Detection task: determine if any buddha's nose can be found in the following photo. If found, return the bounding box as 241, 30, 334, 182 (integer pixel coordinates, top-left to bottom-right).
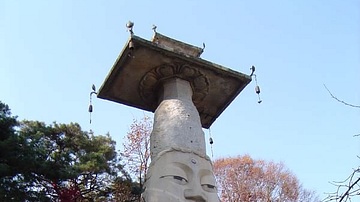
184, 188, 207, 202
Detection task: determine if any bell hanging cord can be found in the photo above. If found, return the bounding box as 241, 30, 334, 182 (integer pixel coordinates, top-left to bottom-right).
89, 97, 93, 124
89, 84, 97, 124
254, 74, 262, 103
208, 128, 214, 159
250, 66, 262, 104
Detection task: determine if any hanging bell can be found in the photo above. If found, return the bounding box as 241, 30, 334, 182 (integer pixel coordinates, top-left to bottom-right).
88, 104, 93, 113
209, 137, 214, 145
255, 85, 261, 94
129, 40, 134, 50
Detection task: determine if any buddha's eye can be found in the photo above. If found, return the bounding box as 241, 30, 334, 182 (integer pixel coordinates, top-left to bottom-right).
201, 184, 217, 193
161, 175, 188, 185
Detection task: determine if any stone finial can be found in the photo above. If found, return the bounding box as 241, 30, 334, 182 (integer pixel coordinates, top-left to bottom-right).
126, 21, 134, 35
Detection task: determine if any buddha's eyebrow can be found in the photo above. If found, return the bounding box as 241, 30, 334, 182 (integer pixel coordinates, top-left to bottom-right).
199, 170, 216, 181
199, 168, 214, 176
171, 162, 193, 176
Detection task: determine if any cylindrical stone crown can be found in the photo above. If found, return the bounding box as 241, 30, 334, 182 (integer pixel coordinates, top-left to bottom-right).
150, 78, 206, 159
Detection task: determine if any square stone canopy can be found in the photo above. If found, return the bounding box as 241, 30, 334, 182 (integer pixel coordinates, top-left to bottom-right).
98, 33, 251, 128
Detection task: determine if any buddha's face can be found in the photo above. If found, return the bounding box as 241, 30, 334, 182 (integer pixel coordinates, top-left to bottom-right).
143, 151, 219, 202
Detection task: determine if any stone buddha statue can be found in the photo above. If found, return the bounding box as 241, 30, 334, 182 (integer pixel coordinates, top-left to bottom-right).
142, 78, 220, 202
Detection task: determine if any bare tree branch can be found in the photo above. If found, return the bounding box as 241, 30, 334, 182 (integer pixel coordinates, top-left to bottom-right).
323, 168, 360, 202
322, 85, 359, 201
339, 177, 360, 202
323, 84, 360, 108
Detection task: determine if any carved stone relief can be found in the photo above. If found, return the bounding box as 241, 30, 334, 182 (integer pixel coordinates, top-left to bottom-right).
139, 63, 209, 108
143, 149, 220, 202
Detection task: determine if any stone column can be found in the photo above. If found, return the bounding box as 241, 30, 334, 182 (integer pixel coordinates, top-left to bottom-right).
150, 78, 206, 159
143, 78, 219, 202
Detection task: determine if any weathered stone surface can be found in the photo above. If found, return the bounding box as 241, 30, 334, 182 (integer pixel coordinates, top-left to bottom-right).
97, 34, 251, 128
98, 32, 250, 202
150, 78, 205, 159
151, 33, 203, 57
143, 149, 220, 202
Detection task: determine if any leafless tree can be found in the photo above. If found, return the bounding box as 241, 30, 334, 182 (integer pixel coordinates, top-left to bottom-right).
323, 167, 360, 202
324, 84, 360, 108
322, 84, 359, 202
214, 155, 319, 202
121, 116, 152, 199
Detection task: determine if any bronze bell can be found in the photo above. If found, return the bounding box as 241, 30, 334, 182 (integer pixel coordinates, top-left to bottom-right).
255, 85, 260, 94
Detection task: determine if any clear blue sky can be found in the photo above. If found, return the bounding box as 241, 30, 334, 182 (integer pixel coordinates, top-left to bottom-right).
1, 1, 359, 199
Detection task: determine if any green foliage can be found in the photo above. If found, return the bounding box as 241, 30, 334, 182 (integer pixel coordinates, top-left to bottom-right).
0, 101, 19, 177
0, 101, 135, 201
0, 101, 42, 201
